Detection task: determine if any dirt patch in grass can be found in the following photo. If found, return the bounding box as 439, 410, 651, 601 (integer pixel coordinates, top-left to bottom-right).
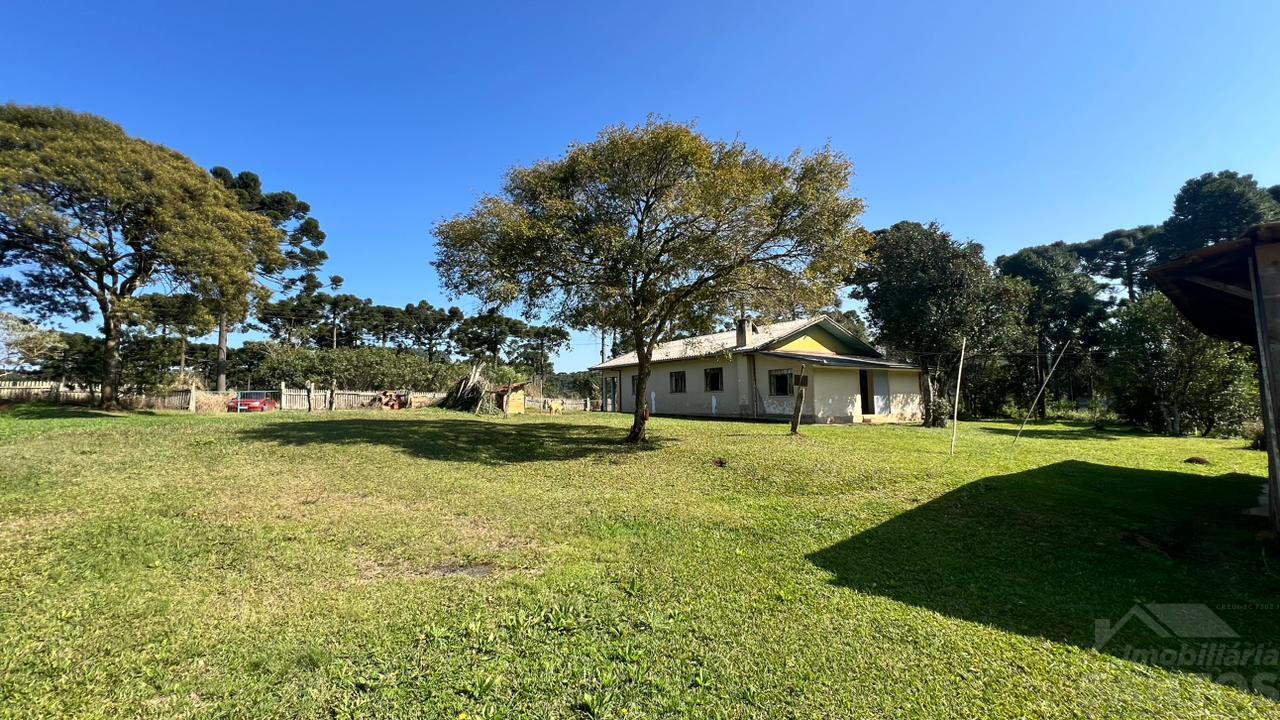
357, 558, 496, 582
0, 512, 79, 545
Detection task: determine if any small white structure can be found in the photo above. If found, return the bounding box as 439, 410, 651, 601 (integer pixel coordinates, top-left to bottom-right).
591, 315, 922, 424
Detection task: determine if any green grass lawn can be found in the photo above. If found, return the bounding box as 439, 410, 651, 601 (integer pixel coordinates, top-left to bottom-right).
2, 405, 1279, 718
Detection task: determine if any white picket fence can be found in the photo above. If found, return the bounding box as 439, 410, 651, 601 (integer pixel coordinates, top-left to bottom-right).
277, 387, 448, 412
0, 381, 193, 410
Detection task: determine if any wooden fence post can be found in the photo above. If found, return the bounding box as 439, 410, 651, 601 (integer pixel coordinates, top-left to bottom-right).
789, 364, 807, 435
188, 385, 197, 413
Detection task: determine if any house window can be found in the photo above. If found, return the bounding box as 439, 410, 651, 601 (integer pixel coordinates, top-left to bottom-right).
768, 369, 793, 396
704, 367, 724, 392
670, 370, 686, 393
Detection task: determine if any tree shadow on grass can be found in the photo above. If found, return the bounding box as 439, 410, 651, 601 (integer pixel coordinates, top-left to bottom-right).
978, 420, 1143, 441
0, 403, 125, 420
240, 415, 661, 465
809, 460, 1280, 696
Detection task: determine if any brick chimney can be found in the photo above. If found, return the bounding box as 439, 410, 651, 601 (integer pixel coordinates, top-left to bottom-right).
735, 318, 754, 347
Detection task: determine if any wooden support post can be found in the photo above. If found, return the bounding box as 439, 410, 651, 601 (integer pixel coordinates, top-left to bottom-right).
790, 364, 807, 435
188, 384, 197, 413
951, 337, 966, 455
1014, 339, 1071, 444
1249, 247, 1280, 532
280, 382, 287, 411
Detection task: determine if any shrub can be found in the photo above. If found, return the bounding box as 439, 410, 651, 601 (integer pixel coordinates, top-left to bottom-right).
1246, 420, 1267, 450
255, 346, 468, 392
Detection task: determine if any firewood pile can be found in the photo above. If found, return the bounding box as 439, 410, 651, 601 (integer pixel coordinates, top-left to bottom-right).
439, 364, 497, 413
370, 390, 409, 410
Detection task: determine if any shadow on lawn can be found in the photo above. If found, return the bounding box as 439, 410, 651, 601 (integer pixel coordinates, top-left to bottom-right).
977, 420, 1142, 441
240, 416, 659, 465
0, 403, 124, 420
809, 460, 1280, 695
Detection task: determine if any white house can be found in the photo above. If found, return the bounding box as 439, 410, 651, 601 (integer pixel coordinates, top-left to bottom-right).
590, 315, 923, 424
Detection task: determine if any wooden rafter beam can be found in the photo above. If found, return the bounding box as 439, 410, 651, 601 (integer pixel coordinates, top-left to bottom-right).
1185, 275, 1253, 300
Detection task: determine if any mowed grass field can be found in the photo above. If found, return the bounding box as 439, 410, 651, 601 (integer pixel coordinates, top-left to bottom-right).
2, 405, 1279, 719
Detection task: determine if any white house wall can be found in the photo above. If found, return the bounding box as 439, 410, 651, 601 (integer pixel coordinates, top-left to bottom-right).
887, 370, 924, 422
602, 355, 921, 424
615, 357, 738, 418
751, 354, 814, 418
812, 367, 861, 423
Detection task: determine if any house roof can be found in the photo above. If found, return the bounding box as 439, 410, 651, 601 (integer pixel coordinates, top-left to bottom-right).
589, 315, 884, 370
759, 350, 918, 370
1147, 222, 1280, 347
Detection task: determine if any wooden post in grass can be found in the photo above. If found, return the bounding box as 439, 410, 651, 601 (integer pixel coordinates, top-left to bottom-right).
790, 364, 807, 435
950, 337, 966, 455
1014, 339, 1071, 443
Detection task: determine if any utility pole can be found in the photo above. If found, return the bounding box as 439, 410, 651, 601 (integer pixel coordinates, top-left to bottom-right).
1015, 340, 1072, 443
950, 337, 966, 455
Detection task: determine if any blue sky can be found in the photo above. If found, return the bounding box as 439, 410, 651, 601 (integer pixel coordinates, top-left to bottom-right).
4, 1, 1278, 371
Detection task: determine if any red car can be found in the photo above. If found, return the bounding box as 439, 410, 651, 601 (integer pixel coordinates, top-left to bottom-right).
226, 391, 279, 413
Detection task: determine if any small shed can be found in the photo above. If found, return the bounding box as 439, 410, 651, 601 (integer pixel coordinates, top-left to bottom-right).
1148, 222, 1280, 531
492, 381, 530, 416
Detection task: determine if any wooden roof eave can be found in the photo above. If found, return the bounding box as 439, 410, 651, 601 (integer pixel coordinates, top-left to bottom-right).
1146, 224, 1280, 346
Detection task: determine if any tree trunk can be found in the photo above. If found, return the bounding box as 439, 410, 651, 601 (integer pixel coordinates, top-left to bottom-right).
626, 355, 651, 443
919, 358, 946, 428
99, 311, 121, 409
217, 313, 228, 392
919, 362, 933, 426
179, 336, 188, 375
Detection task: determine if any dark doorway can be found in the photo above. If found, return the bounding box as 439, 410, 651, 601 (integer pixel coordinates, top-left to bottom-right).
858, 370, 874, 415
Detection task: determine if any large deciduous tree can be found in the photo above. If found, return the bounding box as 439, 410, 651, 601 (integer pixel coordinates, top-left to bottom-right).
0, 105, 280, 406
1104, 294, 1257, 436
849, 221, 1029, 427
0, 311, 65, 376
434, 120, 866, 442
